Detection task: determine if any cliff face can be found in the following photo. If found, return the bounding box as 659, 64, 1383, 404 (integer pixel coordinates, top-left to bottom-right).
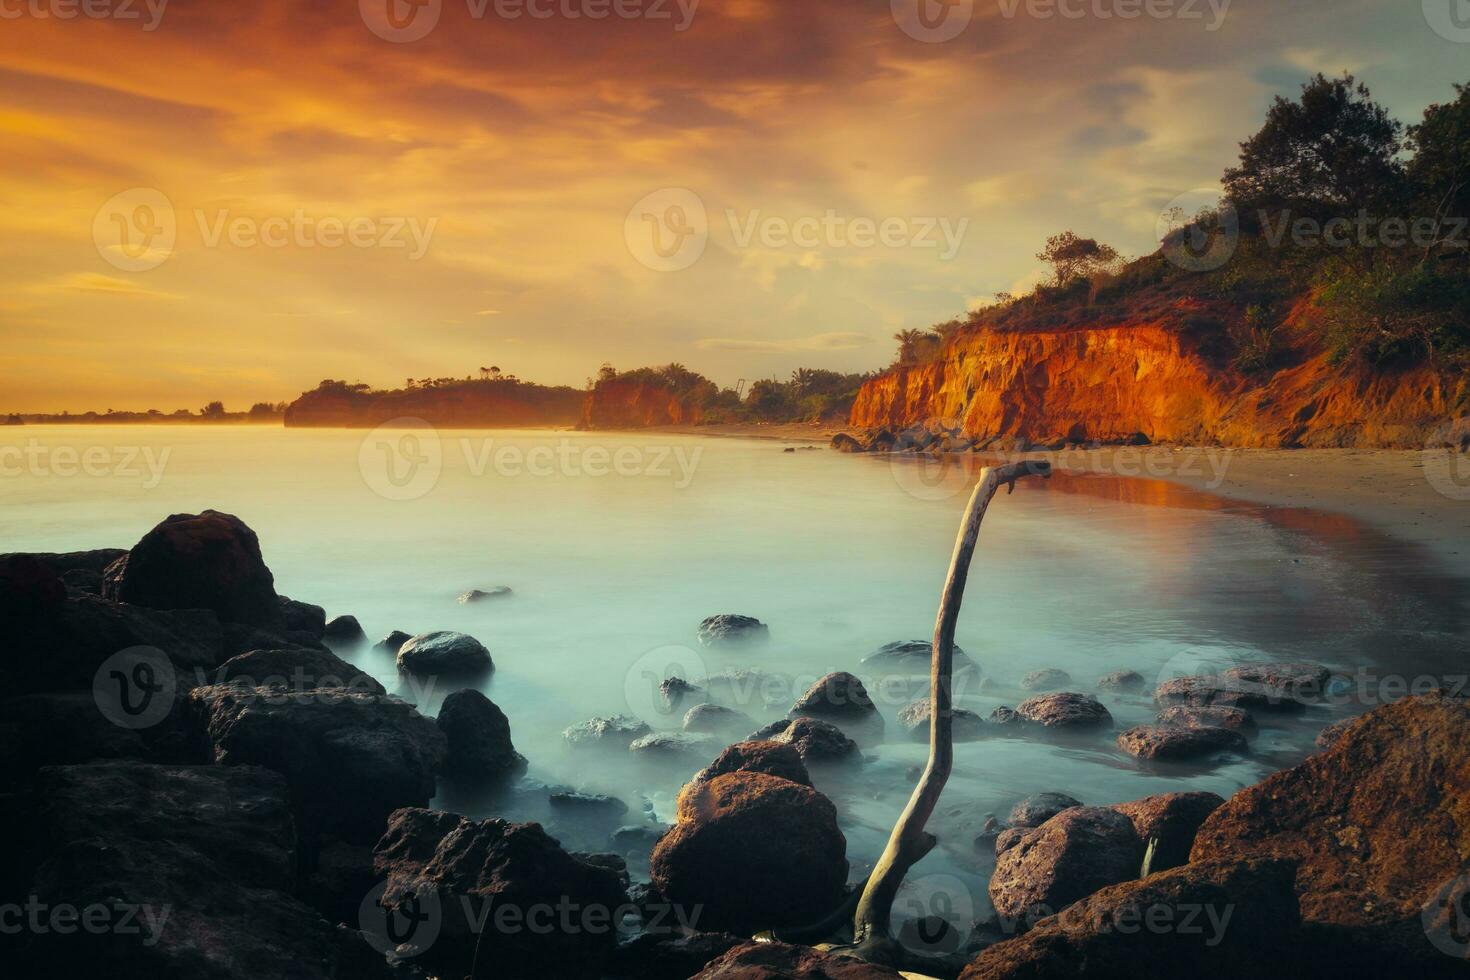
850, 303, 1464, 448
581, 378, 704, 429
284, 381, 582, 428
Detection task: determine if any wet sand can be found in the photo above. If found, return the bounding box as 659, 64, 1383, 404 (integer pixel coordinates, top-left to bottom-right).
645, 423, 1470, 578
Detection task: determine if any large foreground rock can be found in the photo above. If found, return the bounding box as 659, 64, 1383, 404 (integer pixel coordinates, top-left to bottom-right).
692, 941, 904, 978
211, 646, 385, 694
188, 684, 446, 843
989, 806, 1144, 924
18, 762, 382, 979
103, 510, 279, 625
651, 772, 848, 934
1190, 690, 1470, 972
373, 807, 627, 978
962, 859, 1300, 980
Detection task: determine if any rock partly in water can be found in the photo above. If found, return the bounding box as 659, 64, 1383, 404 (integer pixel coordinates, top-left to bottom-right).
788, 671, 884, 742
750, 717, 861, 765
1154, 675, 1304, 713
102, 510, 280, 625
188, 684, 446, 844
436, 688, 527, 782
1189, 690, 1470, 972
652, 772, 848, 934
373, 806, 628, 979
321, 614, 366, 645
212, 646, 385, 694
550, 790, 630, 819
629, 731, 716, 757
659, 675, 702, 713
830, 433, 867, 453
459, 586, 512, 603
897, 698, 987, 741
1016, 692, 1113, 731
1116, 724, 1249, 762
1095, 669, 1145, 692
395, 630, 493, 676
682, 702, 755, 736
374, 629, 412, 654
1020, 668, 1072, 692
961, 858, 1300, 979
704, 668, 787, 712
277, 595, 327, 637
1220, 661, 1331, 702
691, 941, 904, 978
696, 614, 769, 648
988, 706, 1027, 730
989, 806, 1145, 924
1009, 792, 1082, 829
691, 739, 811, 788
861, 639, 980, 674
1155, 703, 1258, 737
564, 715, 653, 749
1110, 791, 1224, 873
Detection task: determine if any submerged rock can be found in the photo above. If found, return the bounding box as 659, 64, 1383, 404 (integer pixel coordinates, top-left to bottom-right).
1116, 724, 1249, 762
103, 510, 279, 625
1020, 668, 1072, 691
564, 715, 653, 749
1009, 792, 1082, 829
396, 630, 493, 676
989, 806, 1144, 924
550, 790, 629, 818
696, 614, 769, 647
652, 772, 848, 934
1220, 661, 1331, 702
897, 698, 987, 741
187, 684, 446, 844
437, 689, 527, 781
861, 639, 979, 673
750, 717, 861, 765
459, 586, 512, 603
659, 675, 702, 713
681, 702, 754, 736
1154, 675, 1304, 713
1094, 669, 1145, 692
629, 731, 716, 757
1155, 703, 1258, 737
1016, 692, 1113, 731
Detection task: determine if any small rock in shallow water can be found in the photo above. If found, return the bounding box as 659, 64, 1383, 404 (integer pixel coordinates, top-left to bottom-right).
1021, 668, 1073, 691
681, 702, 754, 736
1095, 669, 1145, 692
1010, 792, 1083, 829
458, 586, 512, 604
550, 790, 628, 818
1157, 703, 1258, 737
563, 715, 652, 749
788, 671, 884, 742
395, 630, 492, 676
629, 731, 715, 757
750, 717, 860, 765
1016, 692, 1113, 730
1117, 724, 1248, 762
696, 613, 769, 647
321, 614, 365, 645
897, 698, 987, 741
659, 675, 702, 713
374, 629, 411, 654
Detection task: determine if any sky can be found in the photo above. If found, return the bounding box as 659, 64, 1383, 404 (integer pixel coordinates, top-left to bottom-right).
2, 0, 1467, 412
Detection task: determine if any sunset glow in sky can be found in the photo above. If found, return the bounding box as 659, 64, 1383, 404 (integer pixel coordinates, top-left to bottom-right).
3, 0, 1467, 411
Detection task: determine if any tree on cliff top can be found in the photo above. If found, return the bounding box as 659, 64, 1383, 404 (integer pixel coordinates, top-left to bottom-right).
1036, 232, 1119, 286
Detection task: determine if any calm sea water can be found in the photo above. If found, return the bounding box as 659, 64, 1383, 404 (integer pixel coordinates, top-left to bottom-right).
5, 424, 1466, 929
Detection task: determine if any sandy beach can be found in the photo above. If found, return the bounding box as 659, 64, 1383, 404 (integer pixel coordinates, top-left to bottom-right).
643, 422, 1470, 578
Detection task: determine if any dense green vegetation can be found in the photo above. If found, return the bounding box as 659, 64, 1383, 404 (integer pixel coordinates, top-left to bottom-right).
893, 75, 1470, 374
590, 363, 873, 423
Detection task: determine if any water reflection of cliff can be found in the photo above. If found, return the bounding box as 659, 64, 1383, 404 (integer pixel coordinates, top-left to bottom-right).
887, 452, 1469, 676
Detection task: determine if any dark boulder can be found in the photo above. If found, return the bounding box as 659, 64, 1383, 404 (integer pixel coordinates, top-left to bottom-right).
830, 433, 867, 453
606, 931, 746, 980
374, 630, 412, 654
1016, 693, 1113, 731
1110, 791, 1224, 872
551, 791, 629, 818
396, 630, 492, 676
1009, 792, 1082, 829
1190, 690, 1470, 973
750, 717, 860, 765
437, 689, 527, 782
212, 646, 385, 694
102, 510, 279, 625
651, 772, 848, 934
373, 807, 628, 979
0, 553, 67, 617
989, 806, 1144, 924
322, 614, 366, 645
277, 596, 327, 637
188, 684, 446, 844
1117, 724, 1249, 762
861, 639, 979, 674
696, 614, 769, 648
961, 859, 1299, 979
692, 740, 811, 788
0, 690, 194, 787
788, 671, 884, 741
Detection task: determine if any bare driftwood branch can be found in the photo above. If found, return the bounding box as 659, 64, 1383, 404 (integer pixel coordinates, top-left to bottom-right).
843, 459, 1051, 964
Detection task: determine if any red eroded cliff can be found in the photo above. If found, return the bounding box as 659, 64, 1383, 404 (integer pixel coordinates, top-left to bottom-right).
850, 301, 1466, 448
581, 377, 706, 428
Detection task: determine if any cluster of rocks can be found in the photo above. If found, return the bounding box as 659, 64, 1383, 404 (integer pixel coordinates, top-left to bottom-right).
830, 420, 1152, 456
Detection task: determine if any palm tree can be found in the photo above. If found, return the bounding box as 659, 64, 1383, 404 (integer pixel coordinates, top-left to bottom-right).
478, 366, 490, 380
893, 329, 928, 364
